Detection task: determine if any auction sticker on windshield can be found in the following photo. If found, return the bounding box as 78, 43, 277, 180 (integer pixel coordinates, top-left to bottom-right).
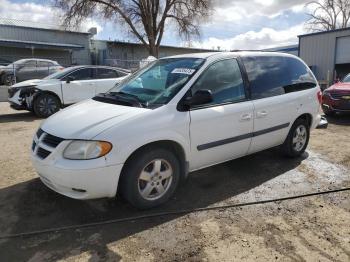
171, 68, 196, 75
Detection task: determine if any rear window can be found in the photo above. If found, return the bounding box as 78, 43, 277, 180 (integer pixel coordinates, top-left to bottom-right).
96, 68, 119, 79
242, 56, 317, 99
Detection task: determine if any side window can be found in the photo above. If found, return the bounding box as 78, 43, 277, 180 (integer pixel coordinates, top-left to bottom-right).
242, 56, 317, 99
284, 57, 317, 92
37, 61, 49, 67
66, 68, 93, 81
96, 68, 119, 79
22, 60, 37, 69
191, 59, 246, 106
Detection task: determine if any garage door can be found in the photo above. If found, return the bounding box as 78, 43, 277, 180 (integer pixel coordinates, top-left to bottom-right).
336, 36, 350, 64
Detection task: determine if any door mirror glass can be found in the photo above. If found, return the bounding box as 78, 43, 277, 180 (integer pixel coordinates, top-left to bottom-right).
183, 89, 213, 108
66, 76, 75, 83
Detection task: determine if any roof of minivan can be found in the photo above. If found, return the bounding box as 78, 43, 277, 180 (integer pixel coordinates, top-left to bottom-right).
164, 51, 296, 59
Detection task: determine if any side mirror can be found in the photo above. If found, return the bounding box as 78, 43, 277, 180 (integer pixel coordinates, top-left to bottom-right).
66, 76, 75, 83
179, 89, 213, 111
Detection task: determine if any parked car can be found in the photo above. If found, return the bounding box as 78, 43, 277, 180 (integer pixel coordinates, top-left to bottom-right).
31, 52, 326, 209
322, 74, 350, 116
8, 65, 130, 117
0, 58, 64, 86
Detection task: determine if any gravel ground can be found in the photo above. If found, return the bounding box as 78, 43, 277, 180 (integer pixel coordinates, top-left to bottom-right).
0, 103, 349, 261
0, 86, 8, 102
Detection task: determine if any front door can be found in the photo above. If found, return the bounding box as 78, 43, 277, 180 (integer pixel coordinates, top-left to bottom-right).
61, 68, 96, 105
188, 58, 254, 170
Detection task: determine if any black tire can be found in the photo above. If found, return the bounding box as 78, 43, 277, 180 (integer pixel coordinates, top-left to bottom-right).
119, 147, 181, 209
33, 93, 61, 118
281, 118, 310, 158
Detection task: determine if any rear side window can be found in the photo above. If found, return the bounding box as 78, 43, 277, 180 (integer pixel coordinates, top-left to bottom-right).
66, 68, 93, 81
96, 68, 119, 79
242, 56, 317, 99
37, 61, 49, 67
191, 59, 246, 106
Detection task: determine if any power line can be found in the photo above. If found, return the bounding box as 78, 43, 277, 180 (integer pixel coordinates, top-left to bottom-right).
0, 187, 349, 240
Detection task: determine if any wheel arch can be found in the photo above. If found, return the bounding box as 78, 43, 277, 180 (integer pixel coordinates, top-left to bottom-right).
33, 90, 63, 108
118, 140, 188, 192
294, 113, 313, 128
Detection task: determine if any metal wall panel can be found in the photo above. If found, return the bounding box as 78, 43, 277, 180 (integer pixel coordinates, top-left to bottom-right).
299, 28, 350, 83
0, 25, 91, 65
335, 36, 350, 64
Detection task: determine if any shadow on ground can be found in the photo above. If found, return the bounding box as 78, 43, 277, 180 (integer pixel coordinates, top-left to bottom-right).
0, 111, 39, 123
325, 113, 350, 126
0, 150, 308, 261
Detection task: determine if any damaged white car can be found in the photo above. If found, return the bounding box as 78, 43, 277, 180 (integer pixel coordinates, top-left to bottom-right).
8, 65, 130, 117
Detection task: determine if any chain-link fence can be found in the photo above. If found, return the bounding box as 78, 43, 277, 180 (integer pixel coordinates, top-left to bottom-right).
103, 58, 142, 71
0, 55, 154, 86
0, 56, 73, 86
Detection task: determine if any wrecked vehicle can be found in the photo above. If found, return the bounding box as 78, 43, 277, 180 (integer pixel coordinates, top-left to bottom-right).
8, 65, 130, 117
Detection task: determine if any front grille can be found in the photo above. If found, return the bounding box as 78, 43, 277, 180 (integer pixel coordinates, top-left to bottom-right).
33, 128, 65, 160
36, 128, 44, 139
36, 147, 51, 159
330, 93, 350, 99
42, 133, 65, 148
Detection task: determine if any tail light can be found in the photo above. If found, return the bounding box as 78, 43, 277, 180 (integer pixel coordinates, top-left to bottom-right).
317, 90, 322, 105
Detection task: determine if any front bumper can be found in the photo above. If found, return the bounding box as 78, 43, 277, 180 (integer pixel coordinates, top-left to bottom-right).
322, 94, 350, 112
32, 155, 124, 200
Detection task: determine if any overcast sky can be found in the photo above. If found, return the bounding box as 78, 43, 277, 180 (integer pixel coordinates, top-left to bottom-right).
0, 0, 314, 50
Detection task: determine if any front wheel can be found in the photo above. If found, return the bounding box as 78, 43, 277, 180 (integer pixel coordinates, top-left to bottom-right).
119, 148, 181, 209
281, 118, 310, 157
33, 93, 61, 118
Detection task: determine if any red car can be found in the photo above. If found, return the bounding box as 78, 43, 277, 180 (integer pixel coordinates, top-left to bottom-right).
322, 74, 350, 116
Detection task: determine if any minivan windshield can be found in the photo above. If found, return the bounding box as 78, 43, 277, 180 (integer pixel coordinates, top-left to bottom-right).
105, 58, 205, 108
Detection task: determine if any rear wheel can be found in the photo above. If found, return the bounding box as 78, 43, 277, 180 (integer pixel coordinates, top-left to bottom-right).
33, 93, 60, 118
281, 118, 310, 157
119, 148, 180, 209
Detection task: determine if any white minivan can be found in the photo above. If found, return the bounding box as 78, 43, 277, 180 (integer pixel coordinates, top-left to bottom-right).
31, 52, 326, 209
8, 66, 130, 117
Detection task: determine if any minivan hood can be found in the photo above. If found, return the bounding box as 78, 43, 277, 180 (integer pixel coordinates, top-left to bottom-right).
11, 79, 59, 88
41, 99, 150, 140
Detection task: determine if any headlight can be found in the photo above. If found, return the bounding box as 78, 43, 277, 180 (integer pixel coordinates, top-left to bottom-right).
63, 140, 112, 160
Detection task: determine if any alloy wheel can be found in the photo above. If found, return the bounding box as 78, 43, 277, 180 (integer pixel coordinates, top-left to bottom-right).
138, 159, 173, 201
292, 125, 307, 152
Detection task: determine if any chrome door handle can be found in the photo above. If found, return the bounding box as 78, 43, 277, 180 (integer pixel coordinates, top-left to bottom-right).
240, 113, 252, 121
256, 110, 268, 118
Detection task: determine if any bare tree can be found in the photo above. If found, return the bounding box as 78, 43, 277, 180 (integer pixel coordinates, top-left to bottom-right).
55, 0, 212, 57
306, 0, 350, 32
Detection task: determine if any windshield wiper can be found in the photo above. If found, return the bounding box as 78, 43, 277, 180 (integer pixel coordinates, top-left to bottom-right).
93, 92, 145, 108
110, 91, 147, 107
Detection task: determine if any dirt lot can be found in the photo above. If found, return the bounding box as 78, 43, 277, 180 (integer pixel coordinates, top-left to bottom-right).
0, 102, 349, 261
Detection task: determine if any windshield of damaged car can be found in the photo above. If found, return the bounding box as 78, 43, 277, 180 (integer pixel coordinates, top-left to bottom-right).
107, 58, 205, 108
343, 74, 350, 83
44, 68, 75, 80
